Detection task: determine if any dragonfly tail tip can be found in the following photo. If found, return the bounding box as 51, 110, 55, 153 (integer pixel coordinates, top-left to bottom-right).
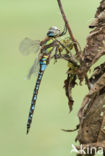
26, 128, 29, 135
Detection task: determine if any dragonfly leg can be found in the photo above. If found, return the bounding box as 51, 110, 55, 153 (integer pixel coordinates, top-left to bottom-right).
54, 47, 59, 63
53, 44, 62, 63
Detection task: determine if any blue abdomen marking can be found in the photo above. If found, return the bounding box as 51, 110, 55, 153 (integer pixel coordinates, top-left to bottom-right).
32, 106, 35, 110
41, 58, 47, 61
40, 58, 47, 71
41, 64, 47, 71
34, 95, 37, 100
38, 75, 42, 80
26, 54, 50, 134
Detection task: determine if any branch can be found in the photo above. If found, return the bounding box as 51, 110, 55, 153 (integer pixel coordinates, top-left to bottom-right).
57, 0, 80, 56
57, 0, 91, 90
84, 74, 91, 90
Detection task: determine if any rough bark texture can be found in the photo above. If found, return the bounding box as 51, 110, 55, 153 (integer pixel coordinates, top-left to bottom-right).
78, 0, 105, 82
76, 1, 105, 155
57, 0, 105, 155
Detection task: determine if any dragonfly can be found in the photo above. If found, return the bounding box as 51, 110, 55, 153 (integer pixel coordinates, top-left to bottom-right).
19, 26, 74, 134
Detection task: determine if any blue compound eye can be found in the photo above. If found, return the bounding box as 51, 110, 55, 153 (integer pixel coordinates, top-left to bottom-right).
47, 32, 55, 37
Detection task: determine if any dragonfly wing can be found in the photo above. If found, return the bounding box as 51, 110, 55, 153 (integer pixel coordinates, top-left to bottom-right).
27, 56, 40, 79
19, 37, 40, 55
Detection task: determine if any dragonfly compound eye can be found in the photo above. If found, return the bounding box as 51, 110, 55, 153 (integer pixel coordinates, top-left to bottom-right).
47, 26, 60, 37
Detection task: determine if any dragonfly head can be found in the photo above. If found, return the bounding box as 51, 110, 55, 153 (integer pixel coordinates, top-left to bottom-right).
47, 26, 60, 37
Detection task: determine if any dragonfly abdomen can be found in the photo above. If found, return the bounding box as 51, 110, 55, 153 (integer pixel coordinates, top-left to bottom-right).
27, 55, 49, 134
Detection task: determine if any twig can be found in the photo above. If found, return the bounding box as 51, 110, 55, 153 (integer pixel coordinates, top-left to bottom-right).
57, 0, 80, 56
85, 74, 91, 90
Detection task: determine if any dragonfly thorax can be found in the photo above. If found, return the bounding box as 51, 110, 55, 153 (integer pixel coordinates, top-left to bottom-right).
41, 38, 55, 54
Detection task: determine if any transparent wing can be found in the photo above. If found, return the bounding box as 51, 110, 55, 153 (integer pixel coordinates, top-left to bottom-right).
27, 56, 40, 79
19, 37, 40, 55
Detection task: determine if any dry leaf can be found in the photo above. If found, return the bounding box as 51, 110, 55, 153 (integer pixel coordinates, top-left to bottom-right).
64, 73, 77, 112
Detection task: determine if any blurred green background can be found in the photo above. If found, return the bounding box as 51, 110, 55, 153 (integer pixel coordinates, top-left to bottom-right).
0, 0, 100, 156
